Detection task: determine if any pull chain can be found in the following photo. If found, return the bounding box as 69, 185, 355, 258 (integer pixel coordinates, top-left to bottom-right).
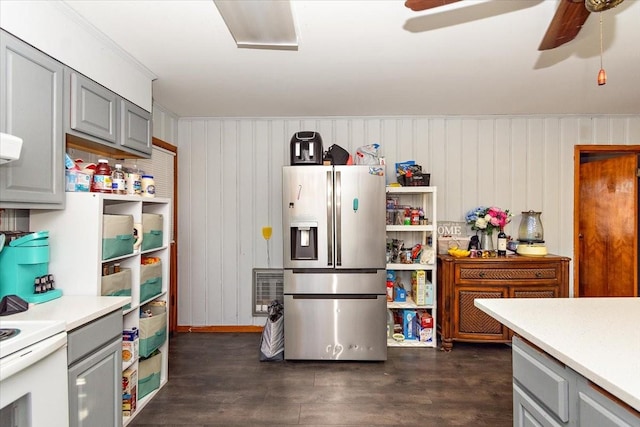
597, 14, 607, 85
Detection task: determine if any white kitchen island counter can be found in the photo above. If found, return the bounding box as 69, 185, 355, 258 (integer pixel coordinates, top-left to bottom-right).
4, 295, 130, 331
475, 297, 640, 413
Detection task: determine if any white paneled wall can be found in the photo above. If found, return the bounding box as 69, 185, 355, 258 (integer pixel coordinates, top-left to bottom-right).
177, 115, 640, 327
153, 103, 179, 144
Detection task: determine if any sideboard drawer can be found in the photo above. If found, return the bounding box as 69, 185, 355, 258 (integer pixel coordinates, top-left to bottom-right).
456, 264, 561, 285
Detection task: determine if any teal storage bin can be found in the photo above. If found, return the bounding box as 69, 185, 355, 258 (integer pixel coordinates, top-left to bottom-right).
140, 261, 162, 302
138, 351, 161, 399
139, 304, 166, 358
101, 268, 132, 309
102, 214, 134, 260
141, 213, 163, 251
0, 231, 62, 304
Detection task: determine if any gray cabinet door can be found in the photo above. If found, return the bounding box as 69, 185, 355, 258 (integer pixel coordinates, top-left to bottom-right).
120, 99, 151, 155
513, 382, 566, 427
577, 379, 640, 427
68, 338, 122, 427
0, 30, 64, 209
69, 71, 118, 144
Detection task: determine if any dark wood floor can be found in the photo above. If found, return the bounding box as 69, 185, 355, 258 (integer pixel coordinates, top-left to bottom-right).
129, 333, 513, 426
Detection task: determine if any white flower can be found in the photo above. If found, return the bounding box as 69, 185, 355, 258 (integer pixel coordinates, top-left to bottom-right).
475, 217, 488, 229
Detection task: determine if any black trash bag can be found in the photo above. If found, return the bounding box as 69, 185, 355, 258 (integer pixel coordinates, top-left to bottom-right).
259, 300, 284, 361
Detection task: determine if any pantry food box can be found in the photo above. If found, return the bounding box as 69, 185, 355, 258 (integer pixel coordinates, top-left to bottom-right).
417, 310, 434, 343
122, 328, 139, 370
403, 309, 418, 341
411, 270, 434, 306
122, 367, 137, 416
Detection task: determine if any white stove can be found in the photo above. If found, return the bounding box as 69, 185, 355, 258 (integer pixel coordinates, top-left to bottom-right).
0, 319, 66, 358
0, 318, 69, 426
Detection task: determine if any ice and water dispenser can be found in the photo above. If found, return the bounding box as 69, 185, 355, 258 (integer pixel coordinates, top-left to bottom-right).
290, 221, 318, 260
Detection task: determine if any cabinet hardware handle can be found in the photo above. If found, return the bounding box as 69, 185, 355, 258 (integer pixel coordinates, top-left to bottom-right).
479, 272, 485, 278
535, 272, 542, 278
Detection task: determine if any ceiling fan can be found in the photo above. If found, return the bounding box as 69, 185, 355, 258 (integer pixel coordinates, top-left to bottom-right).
404, 0, 625, 50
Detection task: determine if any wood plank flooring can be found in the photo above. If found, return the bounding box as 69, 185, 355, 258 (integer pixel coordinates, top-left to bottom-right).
129, 333, 513, 426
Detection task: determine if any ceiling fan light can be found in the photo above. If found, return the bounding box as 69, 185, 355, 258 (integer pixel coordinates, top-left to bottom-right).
597, 68, 607, 85
585, 0, 625, 13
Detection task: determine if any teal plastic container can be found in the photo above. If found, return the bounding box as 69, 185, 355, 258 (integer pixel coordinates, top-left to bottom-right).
0, 231, 62, 303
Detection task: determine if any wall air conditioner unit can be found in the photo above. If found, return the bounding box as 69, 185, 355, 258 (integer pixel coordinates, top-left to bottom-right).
0, 133, 23, 165
252, 268, 284, 316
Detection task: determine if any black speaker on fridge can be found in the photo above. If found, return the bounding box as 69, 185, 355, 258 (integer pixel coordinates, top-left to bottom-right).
290, 131, 323, 165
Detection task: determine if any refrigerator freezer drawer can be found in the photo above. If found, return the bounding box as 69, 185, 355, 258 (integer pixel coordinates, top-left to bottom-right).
284, 269, 386, 295
284, 294, 387, 361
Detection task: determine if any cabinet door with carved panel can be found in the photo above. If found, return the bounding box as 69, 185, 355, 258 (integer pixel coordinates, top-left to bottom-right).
454, 286, 508, 342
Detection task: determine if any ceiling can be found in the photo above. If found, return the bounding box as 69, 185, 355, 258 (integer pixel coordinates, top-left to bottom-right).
64, 0, 640, 118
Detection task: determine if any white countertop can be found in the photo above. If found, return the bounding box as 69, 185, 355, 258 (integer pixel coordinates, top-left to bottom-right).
475, 297, 640, 412
2, 295, 130, 331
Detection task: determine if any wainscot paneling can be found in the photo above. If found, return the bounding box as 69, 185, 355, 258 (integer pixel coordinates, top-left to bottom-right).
177, 115, 640, 327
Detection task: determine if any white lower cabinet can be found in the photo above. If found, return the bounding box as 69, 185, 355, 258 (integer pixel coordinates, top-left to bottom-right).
512, 336, 640, 427
30, 192, 171, 425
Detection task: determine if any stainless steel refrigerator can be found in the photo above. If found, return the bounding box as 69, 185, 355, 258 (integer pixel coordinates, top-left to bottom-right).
282, 165, 387, 361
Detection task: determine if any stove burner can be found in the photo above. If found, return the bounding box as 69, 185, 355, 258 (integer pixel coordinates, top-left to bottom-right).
0, 328, 21, 341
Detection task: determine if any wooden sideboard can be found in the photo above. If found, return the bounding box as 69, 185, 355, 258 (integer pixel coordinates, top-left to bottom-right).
437, 254, 570, 351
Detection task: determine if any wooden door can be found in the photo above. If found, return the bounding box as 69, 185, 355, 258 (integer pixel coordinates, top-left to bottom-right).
577, 153, 638, 297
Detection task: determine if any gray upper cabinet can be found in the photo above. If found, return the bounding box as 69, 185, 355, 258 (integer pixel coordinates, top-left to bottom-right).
65, 69, 151, 158
120, 99, 151, 155
0, 30, 65, 209
69, 70, 118, 144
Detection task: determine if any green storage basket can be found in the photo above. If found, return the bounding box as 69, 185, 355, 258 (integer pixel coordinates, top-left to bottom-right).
138, 370, 160, 399
102, 214, 134, 260
139, 305, 166, 358
138, 351, 161, 399
140, 261, 162, 302
101, 268, 132, 297
141, 213, 163, 251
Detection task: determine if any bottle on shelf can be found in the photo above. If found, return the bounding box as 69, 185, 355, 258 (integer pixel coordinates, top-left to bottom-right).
124, 163, 143, 195
91, 159, 112, 193
111, 164, 126, 195
497, 227, 507, 257
141, 175, 156, 198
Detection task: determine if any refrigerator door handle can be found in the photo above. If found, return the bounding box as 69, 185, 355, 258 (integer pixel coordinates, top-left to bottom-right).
291, 294, 379, 300
326, 170, 333, 266
335, 170, 342, 266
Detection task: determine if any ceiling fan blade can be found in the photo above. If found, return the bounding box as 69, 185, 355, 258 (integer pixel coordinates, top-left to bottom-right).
405, 0, 463, 12
538, 0, 591, 50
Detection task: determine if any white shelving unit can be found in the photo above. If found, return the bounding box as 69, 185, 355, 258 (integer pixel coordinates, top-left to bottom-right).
385, 186, 437, 348
30, 192, 171, 425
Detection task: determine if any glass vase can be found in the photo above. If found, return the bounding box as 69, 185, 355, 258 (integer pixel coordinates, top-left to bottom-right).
480, 231, 494, 251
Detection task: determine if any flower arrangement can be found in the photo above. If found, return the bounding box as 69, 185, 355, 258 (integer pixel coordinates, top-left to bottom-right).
465, 206, 513, 235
